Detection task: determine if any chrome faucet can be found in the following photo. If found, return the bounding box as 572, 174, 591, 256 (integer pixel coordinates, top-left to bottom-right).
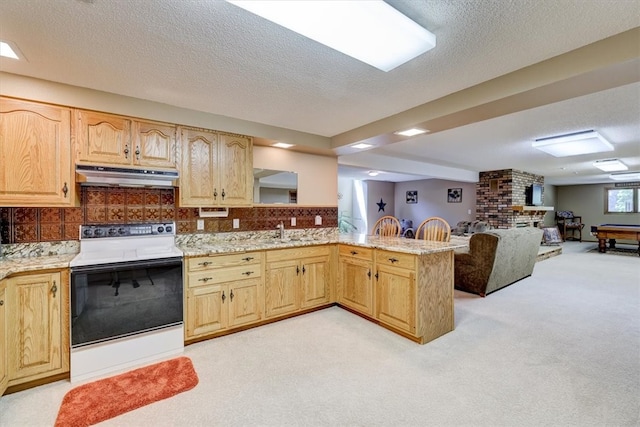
276, 221, 285, 239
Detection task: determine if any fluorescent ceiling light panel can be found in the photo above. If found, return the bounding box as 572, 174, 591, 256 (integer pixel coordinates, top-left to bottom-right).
0, 41, 20, 59
272, 142, 294, 149
593, 159, 628, 172
610, 172, 640, 181
532, 130, 613, 157
395, 128, 428, 137
226, 0, 436, 72
351, 143, 372, 149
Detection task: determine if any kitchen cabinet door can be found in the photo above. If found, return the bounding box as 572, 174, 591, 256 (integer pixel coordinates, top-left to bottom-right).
133, 119, 176, 168
300, 254, 331, 309
179, 127, 218, 207
0, 281, 7, 397
6, 271, 69, 384
76, 110, 132, 165
0, 97, 74, 206
186, 283, 228, 338
217, 133, 253, 207
228, 278, 263, 328
375, 264, 415, 334
265, 258, 300, 318
338, 245, 374, 316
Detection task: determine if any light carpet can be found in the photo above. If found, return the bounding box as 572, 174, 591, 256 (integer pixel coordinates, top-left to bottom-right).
1, 242, 638, 426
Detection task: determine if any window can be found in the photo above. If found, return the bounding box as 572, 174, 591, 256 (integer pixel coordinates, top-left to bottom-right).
605, 187, 639, 213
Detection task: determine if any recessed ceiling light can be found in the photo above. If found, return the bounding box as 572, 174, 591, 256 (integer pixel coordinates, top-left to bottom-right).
0, 41, 20, 60
593, 159, 628, 172
394, 128, 428, 137
532, 130, 613, 157
610, 172, 640, 181
368, 171, 379, 177
272, 142, 294, 149
225, 0, 436, 72
351, 143, 372, 150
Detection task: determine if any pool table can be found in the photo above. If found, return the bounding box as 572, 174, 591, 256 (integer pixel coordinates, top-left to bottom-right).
590, 224, 640, 255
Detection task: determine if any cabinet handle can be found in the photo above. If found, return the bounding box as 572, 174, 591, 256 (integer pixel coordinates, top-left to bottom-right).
242, 257, 254, 262
222, 291, 226, 303
350, 250, 358, 255
230, 289, 234, 302
51, 281, 57, 298
221, 189, 226, 200
242, 271, 254, 276
124, 145, 130, 159
198, 277, 213, 282
296, 266, 300, 275
135, 146, 140, 160
0, 300, 4, 306
302, 265, 306, 274
62, 182, 69, 197
389, 257, 399, 264
214, 189, 218, 199
375, 272, 379, 281
198, 261, 212, 267
367, 270, 371, 278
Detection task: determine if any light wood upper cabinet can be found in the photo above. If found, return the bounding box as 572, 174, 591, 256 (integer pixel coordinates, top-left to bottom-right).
76, 110, 132, 165
0, 281, 7, 397
133, 119, 176, 168
179, 127, 218, 206
6, 271, 69, 385
179, 127, 252, 207
217, 133, 253, 206
0, 97, 74, 206
77, 110, 176, 168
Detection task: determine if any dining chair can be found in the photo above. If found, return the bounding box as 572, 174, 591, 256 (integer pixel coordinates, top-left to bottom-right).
415, 217, 451, 242
371, 216, 402, 237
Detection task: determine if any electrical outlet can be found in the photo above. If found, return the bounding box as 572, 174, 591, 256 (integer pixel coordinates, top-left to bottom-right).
233, 218, 240, 229
468, 209, 472, 215
196, 219, 204, 230
290, 217, 296, 227
315, 215, 322, 226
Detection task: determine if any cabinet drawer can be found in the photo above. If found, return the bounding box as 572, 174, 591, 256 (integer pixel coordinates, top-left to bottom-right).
339, 245, 373, 261
188, 265, 262, 287
375, 250, 415, 270
266, 245, 330, 262
187, 252, 262, 272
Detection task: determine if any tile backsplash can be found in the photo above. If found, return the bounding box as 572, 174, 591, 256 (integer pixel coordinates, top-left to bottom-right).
0, 187, 337, 244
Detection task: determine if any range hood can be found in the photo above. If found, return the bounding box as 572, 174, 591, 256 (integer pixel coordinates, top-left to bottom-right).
76, 165, 179, 188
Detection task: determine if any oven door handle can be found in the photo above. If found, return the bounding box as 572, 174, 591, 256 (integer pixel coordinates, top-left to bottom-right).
70, 256, 183, 273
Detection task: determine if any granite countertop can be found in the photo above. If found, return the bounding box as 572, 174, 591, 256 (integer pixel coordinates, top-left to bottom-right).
181, 234, 467, 257
0, 233, 469, 279
0, 253, 77, 281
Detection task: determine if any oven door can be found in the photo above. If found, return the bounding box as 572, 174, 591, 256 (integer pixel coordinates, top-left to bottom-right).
70, 257, 183, 348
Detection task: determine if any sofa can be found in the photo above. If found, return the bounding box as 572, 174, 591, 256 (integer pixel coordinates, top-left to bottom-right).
454, 227, 543, 297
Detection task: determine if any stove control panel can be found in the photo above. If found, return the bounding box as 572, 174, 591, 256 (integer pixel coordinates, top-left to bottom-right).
80, 222, 176, 239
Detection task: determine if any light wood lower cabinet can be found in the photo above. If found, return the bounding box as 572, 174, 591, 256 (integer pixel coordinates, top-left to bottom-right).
375, 250, 416, 334
265, 246, 332, 318
185, 252, 264, 340
0, 281, 7, 397
339, 245, 454, 344
338, 245, 374, 315
5, 270, 69, 387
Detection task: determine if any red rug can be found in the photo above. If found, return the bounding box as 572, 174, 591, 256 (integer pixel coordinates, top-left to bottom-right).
55, 357, 198, 427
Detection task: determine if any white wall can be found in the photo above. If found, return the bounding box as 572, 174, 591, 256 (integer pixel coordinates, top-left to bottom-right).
394, 179, 477, 228
557, 183, 640, 242
253, 146, 337, 206
366, 181, 396, 234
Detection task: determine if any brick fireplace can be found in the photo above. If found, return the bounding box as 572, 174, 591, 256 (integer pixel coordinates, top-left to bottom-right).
476, 169, 546, 229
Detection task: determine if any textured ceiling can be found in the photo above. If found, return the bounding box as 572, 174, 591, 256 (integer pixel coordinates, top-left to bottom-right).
0, 0, 639, 185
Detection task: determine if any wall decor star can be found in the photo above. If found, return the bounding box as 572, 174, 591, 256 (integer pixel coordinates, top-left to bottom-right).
377, 198, 386, 212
